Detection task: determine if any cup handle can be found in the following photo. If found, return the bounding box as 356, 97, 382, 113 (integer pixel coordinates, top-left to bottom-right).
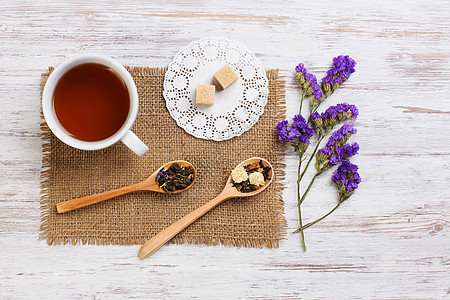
121, 131, 148, 156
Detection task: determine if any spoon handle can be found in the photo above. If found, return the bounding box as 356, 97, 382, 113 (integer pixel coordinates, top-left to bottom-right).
56, 182, 144, 213
138, 194, 228, 259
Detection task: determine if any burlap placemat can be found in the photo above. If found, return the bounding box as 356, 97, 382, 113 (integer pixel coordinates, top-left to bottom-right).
39, 67, 286, 247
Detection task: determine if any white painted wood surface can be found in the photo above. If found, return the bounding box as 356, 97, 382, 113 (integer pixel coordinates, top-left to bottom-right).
1, 1, 449, 298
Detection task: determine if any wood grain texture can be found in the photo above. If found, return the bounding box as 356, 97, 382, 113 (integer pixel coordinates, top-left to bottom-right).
0, 0, 449, 299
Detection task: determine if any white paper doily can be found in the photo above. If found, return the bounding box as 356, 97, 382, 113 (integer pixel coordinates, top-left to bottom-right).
163, 37, 268, 141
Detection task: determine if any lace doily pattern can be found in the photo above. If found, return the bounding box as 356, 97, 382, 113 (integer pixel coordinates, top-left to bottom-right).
163, 37, 268, 141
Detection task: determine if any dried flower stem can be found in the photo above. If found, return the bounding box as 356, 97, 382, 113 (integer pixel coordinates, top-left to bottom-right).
299, 92, 305, 115
292, 172, 320, 234
302, 195, 344, 229
299, 136, 324, 182
300, 173, 319, 205
296, 150, 307, 251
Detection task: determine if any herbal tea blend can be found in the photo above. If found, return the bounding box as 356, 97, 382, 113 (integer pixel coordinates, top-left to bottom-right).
156, 163, 195, 193
231, 160, 271, 193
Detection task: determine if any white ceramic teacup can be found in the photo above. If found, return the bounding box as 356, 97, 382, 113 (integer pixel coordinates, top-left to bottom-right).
42, 54, 148, 156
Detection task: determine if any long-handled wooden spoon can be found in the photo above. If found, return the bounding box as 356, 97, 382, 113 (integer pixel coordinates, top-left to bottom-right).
56, 160, 196, 214
138, 157, 273, 259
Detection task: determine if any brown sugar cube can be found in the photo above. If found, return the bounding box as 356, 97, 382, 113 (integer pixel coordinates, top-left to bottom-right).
196, 85, 215, 106
214, 64, 238, 90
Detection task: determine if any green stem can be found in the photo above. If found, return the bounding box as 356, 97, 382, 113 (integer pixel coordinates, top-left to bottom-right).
296, 150, 306, 251
302, 196, 344, 229
299, 173, 318, 205
292, 172, 319, 234
299, 136, 324, 181
299, 92, 305, 115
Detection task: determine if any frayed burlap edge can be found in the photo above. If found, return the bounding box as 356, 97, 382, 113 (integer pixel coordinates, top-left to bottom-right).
39, 68, 287, 248
39, 67, 54, 244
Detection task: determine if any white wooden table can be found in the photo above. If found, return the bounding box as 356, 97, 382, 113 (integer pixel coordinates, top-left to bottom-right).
1, 1, 449, 298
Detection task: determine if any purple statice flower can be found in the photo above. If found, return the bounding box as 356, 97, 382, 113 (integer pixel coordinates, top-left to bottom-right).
329, 142, 359, 165
318, 146, 332, 156
335, 146, 345, 159
323, 105, 338, 119
316, 125, 358, 171
349, 104, 359, 120
316, 146, 333, 166
317, 104, 359, 133
332, 160, 361, 197
294, 62, 324, 104
329, 155, 339, 166
286, 127, 301, 143
311, 111, 323, 127
342, 142, 359, 157
276, 115, 314, 151
295, 63, 308, 85
303, 73, 322, 99
276, 119, 289, 131
292, 114, 307, 127
341, 124, 357, 135
276, 120, 290, 142
312, 82, 322, 99
322, 75, 332, 84
336, 103, 350, 113
326, 124, 357, 147
321, 75, 333, 93
295, 63, 307, 74
353, 172, 361, 184
322, 55, 356, 91
156, 169, 167, 181
293, 114, 314, 138
333, 55, 356, 75
298, 135, 310, 145
310, 85, 323, 110
305, 73, 317, 84
331, 77, 342, 84
311, 111, 321, 120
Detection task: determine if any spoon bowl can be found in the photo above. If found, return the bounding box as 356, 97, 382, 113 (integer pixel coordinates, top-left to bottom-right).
223, 157, 273, 198
56, 160, 196, 213
144, 160, 197, 194
138, 157, 272, 259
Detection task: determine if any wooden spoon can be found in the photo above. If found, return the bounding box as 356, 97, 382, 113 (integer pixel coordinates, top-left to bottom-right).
138, 157, 273, 259
56, 160, 196, 214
